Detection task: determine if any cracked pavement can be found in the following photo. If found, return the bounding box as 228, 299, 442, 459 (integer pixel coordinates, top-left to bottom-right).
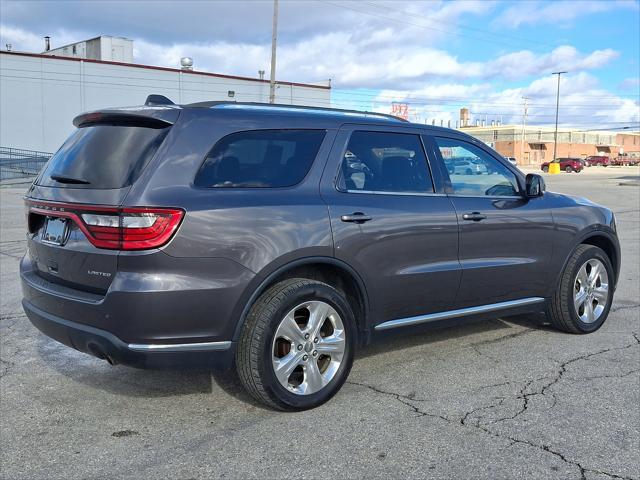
1, 168, 639, 479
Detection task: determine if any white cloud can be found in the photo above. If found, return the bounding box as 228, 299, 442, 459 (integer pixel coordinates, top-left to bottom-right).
494, 0, 639, 29
359, 73, 639, 128
131, 35, 618, 89
1, 22, 619, 89
1, 1, 636, 129
0, 24, 85, 53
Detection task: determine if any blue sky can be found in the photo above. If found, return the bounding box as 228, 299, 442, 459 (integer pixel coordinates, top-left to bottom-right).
1, 0, 638, 127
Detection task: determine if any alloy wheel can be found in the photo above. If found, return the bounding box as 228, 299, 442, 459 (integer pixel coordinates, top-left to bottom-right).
271, 301, 346, 395
573, 259, 609, 323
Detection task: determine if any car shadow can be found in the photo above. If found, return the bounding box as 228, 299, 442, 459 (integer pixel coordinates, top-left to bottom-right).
36, 313, 551, 406
36, 336, 214, 398
355, 312, 550, 360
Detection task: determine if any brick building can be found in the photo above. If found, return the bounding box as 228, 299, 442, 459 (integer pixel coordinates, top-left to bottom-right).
459, 118, 640, 166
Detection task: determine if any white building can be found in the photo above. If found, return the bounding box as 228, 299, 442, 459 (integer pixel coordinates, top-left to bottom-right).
0, 50, 331, 152
42, 35, 134, 63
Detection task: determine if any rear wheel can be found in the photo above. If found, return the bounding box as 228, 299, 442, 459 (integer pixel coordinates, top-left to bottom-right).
547, 245, 613, 334
565, 166, 573, 173
236, 278, 356, 410
466, 168, 473, 175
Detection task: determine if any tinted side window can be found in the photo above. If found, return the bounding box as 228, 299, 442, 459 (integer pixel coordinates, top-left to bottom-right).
338, 131, 434, 194
194, 130, 325, 188
434, 137, 519, 197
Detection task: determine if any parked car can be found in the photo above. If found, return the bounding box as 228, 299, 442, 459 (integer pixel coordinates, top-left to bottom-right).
585, 155, 610, 167
444, 158, 488, 175
541, 157, 584, 173
504, 156, 517, 166
21, 98, 620, 410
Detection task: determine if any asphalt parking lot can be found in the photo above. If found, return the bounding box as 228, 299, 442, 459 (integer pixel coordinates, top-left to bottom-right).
1, 167, 639, 480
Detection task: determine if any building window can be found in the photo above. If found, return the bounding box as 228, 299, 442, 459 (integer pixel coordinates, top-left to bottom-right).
72, 45, 77, 54
582, 133, 586, 143
493, 130, 498, 141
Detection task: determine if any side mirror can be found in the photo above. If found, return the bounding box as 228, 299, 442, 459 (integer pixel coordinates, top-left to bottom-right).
525, 173, 545, 198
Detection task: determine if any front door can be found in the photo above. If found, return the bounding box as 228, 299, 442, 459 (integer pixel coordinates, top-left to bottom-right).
320, 126, 461, 326
431, 135, 555, 309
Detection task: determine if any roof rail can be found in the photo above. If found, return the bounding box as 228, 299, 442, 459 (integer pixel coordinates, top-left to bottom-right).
184, 101, 409, 122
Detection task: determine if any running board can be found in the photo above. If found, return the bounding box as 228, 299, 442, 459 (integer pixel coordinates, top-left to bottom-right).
374, 297, 545, 331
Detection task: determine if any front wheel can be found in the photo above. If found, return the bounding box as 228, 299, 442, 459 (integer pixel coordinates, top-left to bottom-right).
542, 166, 549, 173
565, 166, 573, 173
236, 278, 356, 410
546, 245, 614, 334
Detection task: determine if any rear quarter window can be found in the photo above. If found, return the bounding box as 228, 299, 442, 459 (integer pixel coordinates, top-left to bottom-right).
38, 124, 169, 189
194, 129, 326, 188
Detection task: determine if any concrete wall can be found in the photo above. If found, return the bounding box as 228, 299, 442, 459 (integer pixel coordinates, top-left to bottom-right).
0, 52, 331, 152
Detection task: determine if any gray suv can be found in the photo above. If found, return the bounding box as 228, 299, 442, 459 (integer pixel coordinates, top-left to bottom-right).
21, 98, 620, 410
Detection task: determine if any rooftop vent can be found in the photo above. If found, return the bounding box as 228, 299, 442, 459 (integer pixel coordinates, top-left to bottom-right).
180, 57, 193, 71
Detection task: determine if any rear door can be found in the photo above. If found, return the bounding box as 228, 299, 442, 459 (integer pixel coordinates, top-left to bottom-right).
320, 125, 461, 326
429, 134, 554, 308
25, 112, 175, 293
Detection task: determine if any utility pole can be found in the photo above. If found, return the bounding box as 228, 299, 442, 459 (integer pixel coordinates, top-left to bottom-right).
520, 96, 529, 165
269, 0, 279, 104
551, 71, 567, 162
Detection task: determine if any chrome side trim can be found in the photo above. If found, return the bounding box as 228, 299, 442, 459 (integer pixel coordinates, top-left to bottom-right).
127, 341, 232, 352
374, 297, 545, 331
343, 189, 445, 197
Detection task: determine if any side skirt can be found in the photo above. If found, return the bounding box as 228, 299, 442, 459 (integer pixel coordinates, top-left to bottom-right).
374, 297, 546, 331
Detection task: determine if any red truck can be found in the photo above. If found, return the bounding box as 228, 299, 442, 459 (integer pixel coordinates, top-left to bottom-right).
541, 157, 584, 173
584, 155, 610, 167
611, 155, 640, 166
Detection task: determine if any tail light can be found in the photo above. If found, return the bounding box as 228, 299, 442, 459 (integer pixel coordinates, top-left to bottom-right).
26, 200, 184, 250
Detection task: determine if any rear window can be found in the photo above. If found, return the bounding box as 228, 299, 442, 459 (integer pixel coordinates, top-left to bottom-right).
194, 129, 326, 188
38, 124, 169, 189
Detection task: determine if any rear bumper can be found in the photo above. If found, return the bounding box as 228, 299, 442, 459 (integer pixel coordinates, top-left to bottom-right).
19, 252, 254, 369
22, 298, 235, 369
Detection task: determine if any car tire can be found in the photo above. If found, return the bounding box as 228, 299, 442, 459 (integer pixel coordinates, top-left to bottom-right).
542, 166, 549, 173
565, 166, 573, 173
546, 245, 614, 334
236, 278, 356, 411
466, 168, 473, 175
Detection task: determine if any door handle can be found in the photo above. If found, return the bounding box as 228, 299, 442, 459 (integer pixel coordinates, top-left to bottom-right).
341, 212, 372, 223
462, 212, 487, 221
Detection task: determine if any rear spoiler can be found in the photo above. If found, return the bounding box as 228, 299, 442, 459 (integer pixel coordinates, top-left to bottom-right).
73, 108, 180, 128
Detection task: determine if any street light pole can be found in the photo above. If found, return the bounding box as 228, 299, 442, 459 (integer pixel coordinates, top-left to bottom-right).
520, 96, 529, 165
269, 0, 279, 104
551, 71, 567, 162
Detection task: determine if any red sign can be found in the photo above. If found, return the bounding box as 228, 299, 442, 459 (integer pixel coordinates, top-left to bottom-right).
391, 102, 409, 120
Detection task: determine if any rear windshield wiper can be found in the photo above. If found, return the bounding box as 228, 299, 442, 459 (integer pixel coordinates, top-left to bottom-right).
50, 173, 91, 185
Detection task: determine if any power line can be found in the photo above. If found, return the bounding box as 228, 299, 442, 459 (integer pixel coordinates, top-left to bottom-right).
362, 0, 558, 49
317, 0, 536, 49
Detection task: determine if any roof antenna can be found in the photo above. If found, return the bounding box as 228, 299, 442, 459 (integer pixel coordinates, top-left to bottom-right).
145, 94, 174, 106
